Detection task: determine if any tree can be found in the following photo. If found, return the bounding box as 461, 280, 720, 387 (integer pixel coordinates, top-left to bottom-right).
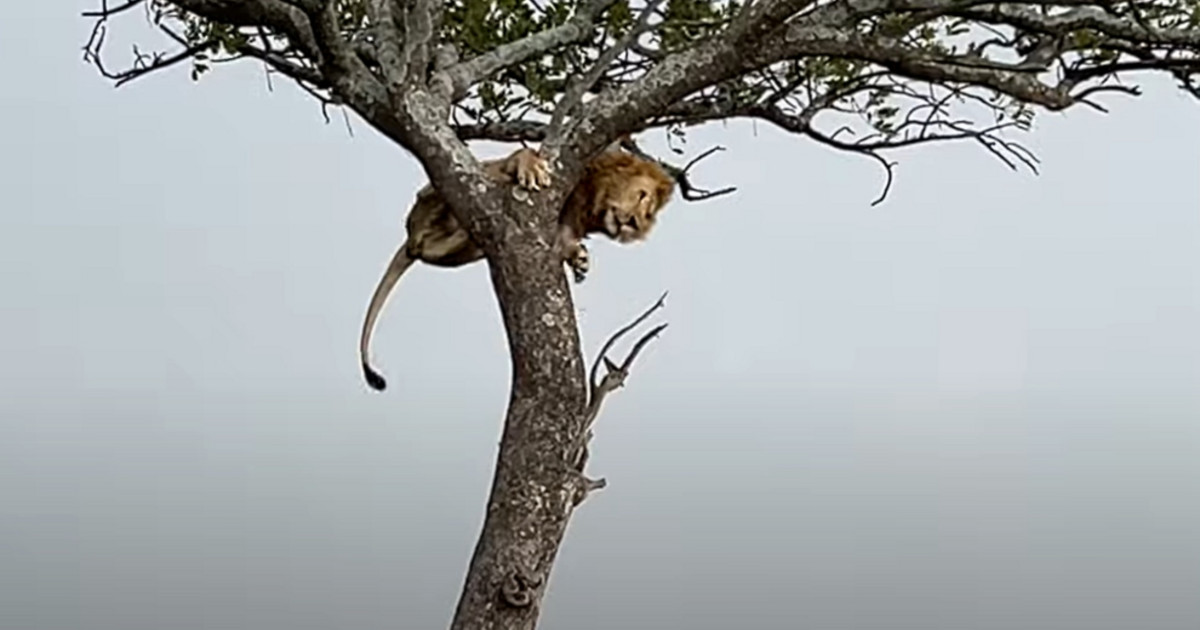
82, 1, 1199, 628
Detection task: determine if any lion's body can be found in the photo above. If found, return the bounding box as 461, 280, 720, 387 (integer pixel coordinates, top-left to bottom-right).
359, 144, 676, 391
401, 185, 486, 267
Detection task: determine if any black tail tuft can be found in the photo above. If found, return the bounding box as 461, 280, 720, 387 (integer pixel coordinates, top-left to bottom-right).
363, 363, 388, 391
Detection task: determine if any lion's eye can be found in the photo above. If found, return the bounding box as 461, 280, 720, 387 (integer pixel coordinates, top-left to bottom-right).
638, 190, 647, 201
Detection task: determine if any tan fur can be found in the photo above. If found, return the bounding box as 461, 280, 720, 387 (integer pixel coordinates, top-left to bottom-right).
359, 144, 675, 391
561, 150, 676, 245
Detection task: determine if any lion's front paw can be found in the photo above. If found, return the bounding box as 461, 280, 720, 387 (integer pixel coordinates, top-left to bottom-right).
514, 148, 552, 191
567, 243, 590, 284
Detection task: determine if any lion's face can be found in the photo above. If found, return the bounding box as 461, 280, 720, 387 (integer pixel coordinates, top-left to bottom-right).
596, 171, 674, 243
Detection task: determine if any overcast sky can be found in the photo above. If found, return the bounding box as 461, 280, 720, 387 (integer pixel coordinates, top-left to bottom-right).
2, 3, 1198, 630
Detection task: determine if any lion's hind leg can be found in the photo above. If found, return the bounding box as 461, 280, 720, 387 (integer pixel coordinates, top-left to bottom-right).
411, 226, 484, 268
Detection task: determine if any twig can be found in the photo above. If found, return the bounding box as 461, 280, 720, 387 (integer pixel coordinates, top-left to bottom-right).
441, 0, 621, 100
81, 0, 145, 19
743, 102, 1038, 205
586, 290, 668, 400
573, 291, 669, 500
86, 35, 214, 88
548, 0, 666, 144
620, 137, 738, 202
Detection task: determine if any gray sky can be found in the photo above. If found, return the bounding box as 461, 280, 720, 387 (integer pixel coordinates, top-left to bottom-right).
2, 3, 1198, 629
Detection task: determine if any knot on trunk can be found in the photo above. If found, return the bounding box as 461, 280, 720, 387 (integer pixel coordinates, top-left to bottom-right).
500, 567, 543, 608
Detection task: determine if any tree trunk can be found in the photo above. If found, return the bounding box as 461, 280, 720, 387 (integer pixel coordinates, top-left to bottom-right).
449, 194, 591, 630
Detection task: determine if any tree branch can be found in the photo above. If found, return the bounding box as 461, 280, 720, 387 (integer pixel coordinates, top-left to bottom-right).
237, 42, 329, 88
82, 25, 213, 88
365, 0, 407, 87
546, 0, 667, 147
566, 0, 1199, 160
451, 120, 736, 203
165, 0, 324, 61
573, 291, 669, 503
453, 120, 551, 142
81, 0, 146, 19
401, 0, 442, 83
958, 3, 1200, 49
438, 0, 621, 100
619, 136, 737, 202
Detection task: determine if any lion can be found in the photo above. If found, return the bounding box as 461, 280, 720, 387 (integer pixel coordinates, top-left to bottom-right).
358, 142, 676, 392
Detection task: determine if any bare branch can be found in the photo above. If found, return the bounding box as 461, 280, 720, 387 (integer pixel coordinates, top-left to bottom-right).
1064, 58, 1200, 83
957, 4, 1200, 49
454, 120, 550, 142
439, 0, 621, 100
301, 1, 374, 83
82, 22, 213, 88
566, 0, 1199, 161
750, 103, 1036, 204
572, 291, 669, 503
547, 0, 667, 146
622, 138, 738, 201
587, 291, 668, 397
401, 0, 442, 83
81, 0, 145, 19
237, 42, 328, 87
165, 0, 324, 62
365, 0, 407, 87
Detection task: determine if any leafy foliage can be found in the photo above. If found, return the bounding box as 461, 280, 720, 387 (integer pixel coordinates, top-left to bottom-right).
85, 0, 1200, 187
441, 0, 744, 125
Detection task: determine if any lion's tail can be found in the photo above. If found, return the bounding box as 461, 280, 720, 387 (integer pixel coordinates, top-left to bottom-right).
359, 244, 416, 391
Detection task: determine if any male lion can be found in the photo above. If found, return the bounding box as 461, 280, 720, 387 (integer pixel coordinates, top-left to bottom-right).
359, 142, 676, 391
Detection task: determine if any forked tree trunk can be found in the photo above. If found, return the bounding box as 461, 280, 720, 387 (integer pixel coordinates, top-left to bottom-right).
448, 192, 591, 630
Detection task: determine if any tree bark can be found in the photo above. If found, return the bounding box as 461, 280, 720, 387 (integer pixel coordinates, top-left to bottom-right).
448, 191, 592, 630
363, 80, 598, 630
